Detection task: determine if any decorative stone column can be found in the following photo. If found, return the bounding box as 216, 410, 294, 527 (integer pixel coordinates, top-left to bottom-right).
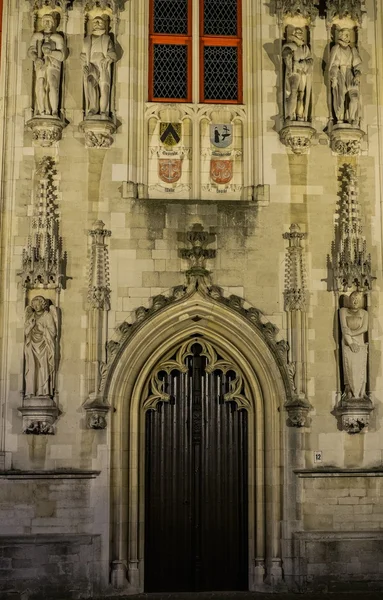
26, 0, 72, 146
325, 0, 365, 155
276, 1, 318, 154
83, 221, 112, 429
283, 224, 311, 426
18, 157, 67, 434
329, 164, 374, 432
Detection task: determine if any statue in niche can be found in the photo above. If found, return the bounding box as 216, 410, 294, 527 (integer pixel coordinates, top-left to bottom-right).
81, 15, 117, 118
28, 12, 66, 118
329, 28, 362, 126
282, 26, 313, 122
339, 291, 368, 400
24, 296, 57, 398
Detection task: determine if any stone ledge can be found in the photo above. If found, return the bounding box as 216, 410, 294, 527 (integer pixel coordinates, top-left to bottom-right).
295, 468, 383, 478
0, 469, 101, 480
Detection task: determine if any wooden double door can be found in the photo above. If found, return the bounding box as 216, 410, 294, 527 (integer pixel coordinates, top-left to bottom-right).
144, 343, 248, 592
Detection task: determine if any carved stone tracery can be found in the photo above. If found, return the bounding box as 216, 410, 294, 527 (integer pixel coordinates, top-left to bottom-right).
326, 0, 363, 25
276, 0, 319, 25
144, 338, 250, 412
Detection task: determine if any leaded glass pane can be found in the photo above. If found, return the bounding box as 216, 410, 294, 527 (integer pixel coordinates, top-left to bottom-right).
204, 0, 238, 36
153, 0, 189, 34
204, 46, 238, 100
153, 44, 188, 99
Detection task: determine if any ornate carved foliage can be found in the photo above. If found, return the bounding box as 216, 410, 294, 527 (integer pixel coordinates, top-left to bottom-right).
179, 224, 216, 289
275, 0, 319, 24
144, 338, 250, 411
329, 164, 373, 292
27, 0, 73, 10
326, 0, 363, 24
283, 223, 308, 311
88, 220, 111, 310
19, 157, 66, 291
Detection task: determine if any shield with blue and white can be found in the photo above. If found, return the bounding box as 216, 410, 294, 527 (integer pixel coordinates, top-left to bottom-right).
210, 124, 233, 148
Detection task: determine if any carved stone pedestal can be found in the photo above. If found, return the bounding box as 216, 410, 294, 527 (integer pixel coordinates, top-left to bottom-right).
336, 396, 374, 434
285, 394, 311, 427
329, 124, 365, 156
27, 116, 65, 147
280, 122, 316, 154
18, 395, 59, 434
84, 394, 110, 430
79, 117, 116, 148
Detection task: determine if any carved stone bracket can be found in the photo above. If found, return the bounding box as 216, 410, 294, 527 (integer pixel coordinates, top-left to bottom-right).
280, 123, 316, 155
27, 116, 65, 147
79, 118, 116, 149
276, 0, 319, 25
83, 394, 110, 430
285, 396, 312, 427
335, 396, 373, 433
326, 0, 363, 25
18, 395, 58, 435
329, 125, 365, 156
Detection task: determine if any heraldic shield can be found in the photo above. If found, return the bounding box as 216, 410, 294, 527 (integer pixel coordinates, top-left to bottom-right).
158, 159, 182, 184
210, 159, 233, 184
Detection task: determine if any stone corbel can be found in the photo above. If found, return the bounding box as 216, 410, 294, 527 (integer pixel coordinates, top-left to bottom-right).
27, 117, 66, 148
283, 224, 311, 427
329, 124, 365, 156
79, 118, 116, 149
18, 395, 58, 435
280, 123, 316, 155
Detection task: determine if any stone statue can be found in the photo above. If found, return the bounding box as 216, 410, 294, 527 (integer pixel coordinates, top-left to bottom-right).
282, 27, 313, 122
328, 28, 362, 126
24, 296, 57, 398
28, 13, 66, 118
80, 16, 117, 118
339, 291, 368, 400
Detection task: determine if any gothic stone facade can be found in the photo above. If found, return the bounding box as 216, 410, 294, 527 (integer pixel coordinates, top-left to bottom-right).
1, 0, 383, 597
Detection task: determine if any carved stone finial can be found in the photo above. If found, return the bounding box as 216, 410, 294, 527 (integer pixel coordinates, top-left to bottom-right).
330, 164, 374, 292
276, 0, 319, 25
19, 157, 66, 291
88, 220, 112, 310
179, 224, 216, 289
326, 0, 363, 25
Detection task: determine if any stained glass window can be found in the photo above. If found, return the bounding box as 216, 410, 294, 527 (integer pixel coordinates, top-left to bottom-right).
153, 0, 189, 35
153, 44, 189, 100
203, 46, 238, 101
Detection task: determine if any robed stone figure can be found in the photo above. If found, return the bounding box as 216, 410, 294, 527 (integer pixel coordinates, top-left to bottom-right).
24, 296, 57, 398
339, 291, 368, 400
329, 28, 362, 126
81, 16, 117, 118
282, 27, 313, 122
28, 13, 66, 117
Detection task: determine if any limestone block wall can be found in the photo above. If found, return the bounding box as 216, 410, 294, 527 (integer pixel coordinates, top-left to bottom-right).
0, 0, 382, 595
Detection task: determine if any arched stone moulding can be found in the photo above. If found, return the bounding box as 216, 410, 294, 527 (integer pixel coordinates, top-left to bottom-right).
104, 289, 291, 592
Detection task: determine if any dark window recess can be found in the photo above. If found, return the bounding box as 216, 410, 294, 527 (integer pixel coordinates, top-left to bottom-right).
204, 46, 238, 101
203, 0, 238, 36
153, 44, 188, 99
153, 0, 189, 34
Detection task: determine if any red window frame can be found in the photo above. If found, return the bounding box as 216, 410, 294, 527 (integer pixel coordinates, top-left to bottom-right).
199, 0, 242, 104
149, 0, 193, 102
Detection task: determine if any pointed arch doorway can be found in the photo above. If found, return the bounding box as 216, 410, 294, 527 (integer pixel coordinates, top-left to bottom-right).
144, 338, 248, 592
107, 290, 289, 594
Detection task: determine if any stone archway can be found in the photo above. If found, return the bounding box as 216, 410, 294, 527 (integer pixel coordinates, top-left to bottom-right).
105, 289, 289, 593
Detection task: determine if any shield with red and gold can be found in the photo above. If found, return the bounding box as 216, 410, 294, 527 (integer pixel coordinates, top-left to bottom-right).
158, 159, 182, 184
210, 159, 233, 184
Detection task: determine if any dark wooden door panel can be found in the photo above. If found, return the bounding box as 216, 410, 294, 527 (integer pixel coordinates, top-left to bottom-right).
144, 343, 248, 592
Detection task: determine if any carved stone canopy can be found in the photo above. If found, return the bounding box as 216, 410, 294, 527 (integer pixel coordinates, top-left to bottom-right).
28, 0, 73, 10
276, 0, 319, 24
326, 0, 363, 25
